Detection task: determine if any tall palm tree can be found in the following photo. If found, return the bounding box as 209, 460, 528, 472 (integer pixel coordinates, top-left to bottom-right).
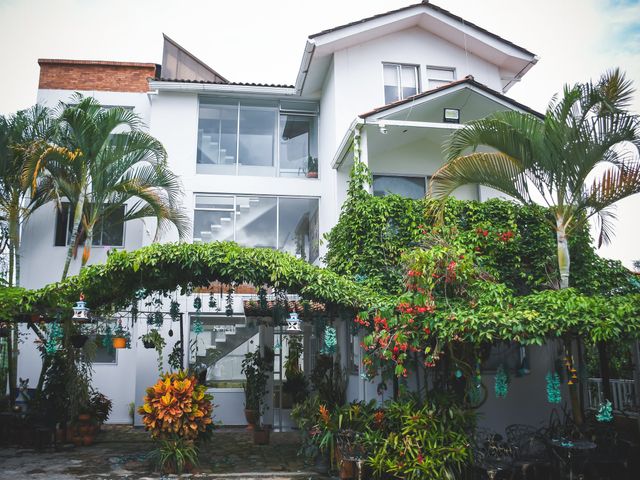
0, 105, 55, 286
25, 94, 189, 279
0, 105, 55, 403
430, 69, 640, 421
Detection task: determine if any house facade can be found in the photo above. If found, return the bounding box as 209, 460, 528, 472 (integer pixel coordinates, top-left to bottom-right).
18, 2, 556, 431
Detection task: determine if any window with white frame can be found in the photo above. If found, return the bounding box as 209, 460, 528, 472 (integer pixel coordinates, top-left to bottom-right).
383, 63, 419, 104
193, 194, 319, 262
372, 175, 428, 199
197, 99, 318, 177
426, 66, 456, 90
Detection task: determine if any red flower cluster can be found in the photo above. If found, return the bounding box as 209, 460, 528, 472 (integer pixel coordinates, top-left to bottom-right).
498, 230, 514, 242
354, 314, 370, 327
476, 227, 489, 237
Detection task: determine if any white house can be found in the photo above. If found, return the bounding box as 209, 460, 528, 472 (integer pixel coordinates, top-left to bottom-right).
18, 1, 556, 432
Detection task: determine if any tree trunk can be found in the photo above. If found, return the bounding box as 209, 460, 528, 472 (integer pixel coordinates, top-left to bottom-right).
61, 197, 85, 280
597, 341, 612, 403
556, 217, 570, 290
7, 206, 19, 401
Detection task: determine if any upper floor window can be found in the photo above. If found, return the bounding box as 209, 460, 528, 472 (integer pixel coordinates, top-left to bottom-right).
193, 194, 319, 262
373, 175, 427, 199
54, 202, 125, 247
426, 66, 456, 90
383, 63, 419, 104
197, 99, 318, 178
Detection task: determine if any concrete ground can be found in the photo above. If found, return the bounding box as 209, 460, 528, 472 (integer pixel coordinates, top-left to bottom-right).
0, 426, 327, 479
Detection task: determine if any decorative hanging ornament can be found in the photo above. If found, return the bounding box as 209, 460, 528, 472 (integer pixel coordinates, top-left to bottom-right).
45, 321, 63, 355
286, 312, 302, 332
192, 319, 204, 335
545, 371, 562, 404
596, 400, 613, 422
193, 296, 202, 311
321, 325, 337, 355
72, 294, 90, 322
494, 364, 509, 398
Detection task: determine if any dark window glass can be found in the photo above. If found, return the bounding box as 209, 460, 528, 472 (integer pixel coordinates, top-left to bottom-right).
54, 202, 124, 247
373, 175, 426, 199
54, 204, 70, 247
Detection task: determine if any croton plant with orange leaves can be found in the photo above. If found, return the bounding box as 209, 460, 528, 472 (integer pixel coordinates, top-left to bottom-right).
139, 371, 213, 440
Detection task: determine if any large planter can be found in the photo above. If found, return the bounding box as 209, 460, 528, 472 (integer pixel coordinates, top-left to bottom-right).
113, 337, 127, 349
335, 448, 356, 480
71, 334, 88, 348
306, 171, 318, 178
252, 426, 271, 445
244, 409, 259, 430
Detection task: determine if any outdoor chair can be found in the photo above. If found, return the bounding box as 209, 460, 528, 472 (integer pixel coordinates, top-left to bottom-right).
471, 428, 516, 480
505, 424, 551, 480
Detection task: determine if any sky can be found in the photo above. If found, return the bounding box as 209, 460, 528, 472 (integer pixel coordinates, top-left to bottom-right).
0, 0, 638, 267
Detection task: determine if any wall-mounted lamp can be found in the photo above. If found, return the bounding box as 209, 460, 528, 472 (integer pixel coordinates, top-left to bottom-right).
443, 108, 460, 124
378, 123, 388, 134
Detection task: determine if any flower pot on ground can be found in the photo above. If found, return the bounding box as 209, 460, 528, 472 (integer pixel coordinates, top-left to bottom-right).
241, 347, 274, 429
244, 408, 259, 430
252, 425, 271, 445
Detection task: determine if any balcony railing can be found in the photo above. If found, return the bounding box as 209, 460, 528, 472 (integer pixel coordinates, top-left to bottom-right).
587, 377, 637, 412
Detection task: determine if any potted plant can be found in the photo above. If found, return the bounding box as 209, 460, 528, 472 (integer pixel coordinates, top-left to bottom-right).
112, 323, 129, 349
140, 329, 166, 373
241, 346, 274, 439
282, 336, 308, 407
89, 390, 112, 428
306, 156, 318, 178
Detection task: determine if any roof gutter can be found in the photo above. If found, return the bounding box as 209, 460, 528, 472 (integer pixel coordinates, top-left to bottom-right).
148, 80, 296, 96
294, 40, 316, 95
332, 118, 364, 169
503, 55, 539, 92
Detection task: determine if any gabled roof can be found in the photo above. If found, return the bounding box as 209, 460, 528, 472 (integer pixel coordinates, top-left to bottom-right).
359, 75, 543, 119
310, 1, 534, 57
297, 1, 538, 95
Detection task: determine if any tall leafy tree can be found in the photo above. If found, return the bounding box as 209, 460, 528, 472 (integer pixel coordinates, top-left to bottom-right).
430, 69, 640, 419
26, 94, 189, 279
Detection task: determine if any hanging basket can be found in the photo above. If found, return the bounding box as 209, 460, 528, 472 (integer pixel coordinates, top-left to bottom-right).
113, 337, 127, 349
143, 340, 155, 349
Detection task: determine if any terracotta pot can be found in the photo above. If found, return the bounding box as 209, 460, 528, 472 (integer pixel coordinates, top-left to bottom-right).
252, 427, 270, 445
336, 449, 355, 480
113, 337, 126, 349
70, 334, 88, 348
78, 413, 91, 423
244, 409, 259, 430
82, 434, 94, 446
307, 171, 318, 178
71, 435, 83, 446
55, 427, 66, 444
78, 424, 90, 435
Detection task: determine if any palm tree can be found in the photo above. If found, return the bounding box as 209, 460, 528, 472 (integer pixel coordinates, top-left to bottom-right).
25, 94, 189, 279
0, 105, 55, 287
430, 69, 640, 421
0, 105, 55, 404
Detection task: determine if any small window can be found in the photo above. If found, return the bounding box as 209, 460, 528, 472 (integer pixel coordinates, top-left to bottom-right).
373, 175, 427, 199
383, 63, 419, 104
426, 66, 456, 90
93, 335, 117, 364
54, 203, 125, 247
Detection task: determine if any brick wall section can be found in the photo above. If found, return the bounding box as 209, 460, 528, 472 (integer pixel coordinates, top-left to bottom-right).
38, 59, 158, 93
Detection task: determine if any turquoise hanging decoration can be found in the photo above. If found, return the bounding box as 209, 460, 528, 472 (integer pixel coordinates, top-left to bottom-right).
455, 369, 463, 379
192, 296, 203, 335
192, 319, 203, 335
193, 297, 202, 311
545, 372, 562, 404
45, 321, 63, 355
596, 400, 613, 422
494, 364, 509, 398
321, 325, 337, 355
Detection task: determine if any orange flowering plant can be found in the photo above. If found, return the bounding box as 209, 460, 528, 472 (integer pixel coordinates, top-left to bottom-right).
139, 370, 213, 441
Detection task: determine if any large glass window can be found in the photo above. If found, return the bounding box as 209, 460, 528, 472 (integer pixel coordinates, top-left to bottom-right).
383, 63, 419, 104
279, 115, 317, 177
197, 100, 318, 177
373, 175, 427, 199
55, 202, 125, 247
194, 194, 319, 262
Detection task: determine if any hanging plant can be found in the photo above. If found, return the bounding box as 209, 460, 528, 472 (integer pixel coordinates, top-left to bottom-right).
321, 325, 337, 355
170, 301, 181, 322
545, 371, 562, 404
494, 364, 509, 398
596, 400, 613, 422
140, 329, 166, 373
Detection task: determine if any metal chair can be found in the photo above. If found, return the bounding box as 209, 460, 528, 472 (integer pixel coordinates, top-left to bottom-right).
505, 424, 551, 479
471, 428, 516, 480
